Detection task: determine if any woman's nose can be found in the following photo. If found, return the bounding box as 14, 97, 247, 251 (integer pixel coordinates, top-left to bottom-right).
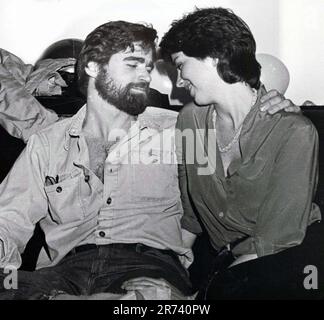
176, 71, 186, 88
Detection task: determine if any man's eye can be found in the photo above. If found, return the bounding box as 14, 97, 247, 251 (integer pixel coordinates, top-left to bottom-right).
127, 64, 137, 68
177, 64, 182, 70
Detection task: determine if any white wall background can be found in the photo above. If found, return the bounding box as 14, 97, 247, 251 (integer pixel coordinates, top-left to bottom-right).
0, 0, 323, 104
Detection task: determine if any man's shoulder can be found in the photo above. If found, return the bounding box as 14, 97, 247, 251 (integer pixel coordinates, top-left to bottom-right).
28, 116, 74, 148
35, 105, 86, 139
36, 116, 72, 136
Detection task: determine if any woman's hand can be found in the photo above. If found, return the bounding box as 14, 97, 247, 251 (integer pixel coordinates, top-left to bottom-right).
259, 89, 300, 114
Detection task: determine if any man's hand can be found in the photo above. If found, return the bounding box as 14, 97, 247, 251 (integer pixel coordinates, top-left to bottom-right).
260, 89, 300, 114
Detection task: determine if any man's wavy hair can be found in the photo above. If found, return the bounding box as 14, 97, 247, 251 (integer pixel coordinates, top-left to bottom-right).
160, 8, 261, 89
76, 21, 157, 96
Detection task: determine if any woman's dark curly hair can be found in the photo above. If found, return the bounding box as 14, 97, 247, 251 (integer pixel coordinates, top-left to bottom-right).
76, 21, 157, 96
159, 7, 261, 89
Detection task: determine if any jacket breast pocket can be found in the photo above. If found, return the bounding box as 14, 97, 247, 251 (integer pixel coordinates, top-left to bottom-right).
44, 175, 84, 224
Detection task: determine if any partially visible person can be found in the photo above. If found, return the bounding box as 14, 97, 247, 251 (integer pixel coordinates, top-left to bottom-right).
160, 7, 324, 299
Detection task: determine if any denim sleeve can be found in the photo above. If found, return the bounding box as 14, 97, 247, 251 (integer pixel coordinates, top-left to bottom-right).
0, 64, 59, 143
0, 133, 49, 268
254, 120, 321, 256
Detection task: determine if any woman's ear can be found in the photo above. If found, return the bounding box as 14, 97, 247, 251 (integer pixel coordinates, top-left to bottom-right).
85, 61, 99, 78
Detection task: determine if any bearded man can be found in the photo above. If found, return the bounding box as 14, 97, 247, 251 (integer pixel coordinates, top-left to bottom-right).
0, 21, 195, 300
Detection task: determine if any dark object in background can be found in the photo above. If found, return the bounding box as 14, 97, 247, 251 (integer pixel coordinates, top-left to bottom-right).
149, 88, 182, 112
35, 95, 85, 116
0, 126, 25, 182
38, 38, 83, 61
58, 70, 80, 97
301, 106, 324, 208
148, 88, 169, 108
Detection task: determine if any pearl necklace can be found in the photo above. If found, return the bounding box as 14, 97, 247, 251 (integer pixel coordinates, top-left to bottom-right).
215, 89, 258, 153
217, 123, 243, 153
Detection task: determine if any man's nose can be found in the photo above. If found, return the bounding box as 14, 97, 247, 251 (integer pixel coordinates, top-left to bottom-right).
138, 69, 152, 83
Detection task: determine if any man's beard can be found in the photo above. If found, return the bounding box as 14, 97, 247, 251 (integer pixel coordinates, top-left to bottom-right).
95, 68, 149, 116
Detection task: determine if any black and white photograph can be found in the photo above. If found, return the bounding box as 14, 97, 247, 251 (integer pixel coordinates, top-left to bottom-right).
0, 0, 323, 306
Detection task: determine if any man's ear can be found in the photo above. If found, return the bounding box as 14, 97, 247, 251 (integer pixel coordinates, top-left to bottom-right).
85, 61, 99, 78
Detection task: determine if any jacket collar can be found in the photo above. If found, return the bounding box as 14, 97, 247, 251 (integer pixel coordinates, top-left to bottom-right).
63, 105, 172, 151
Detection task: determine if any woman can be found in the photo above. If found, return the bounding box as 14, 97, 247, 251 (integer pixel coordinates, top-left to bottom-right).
160, 7, 323, 299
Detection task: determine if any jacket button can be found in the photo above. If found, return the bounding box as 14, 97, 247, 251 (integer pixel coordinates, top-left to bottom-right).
56, 186, 62, 193
99, 231, 106, 238
84, 175, 90, 182
107, 197, 112, 205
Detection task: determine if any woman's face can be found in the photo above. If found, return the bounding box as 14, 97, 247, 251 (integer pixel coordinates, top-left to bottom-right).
171, 51, 223, 106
